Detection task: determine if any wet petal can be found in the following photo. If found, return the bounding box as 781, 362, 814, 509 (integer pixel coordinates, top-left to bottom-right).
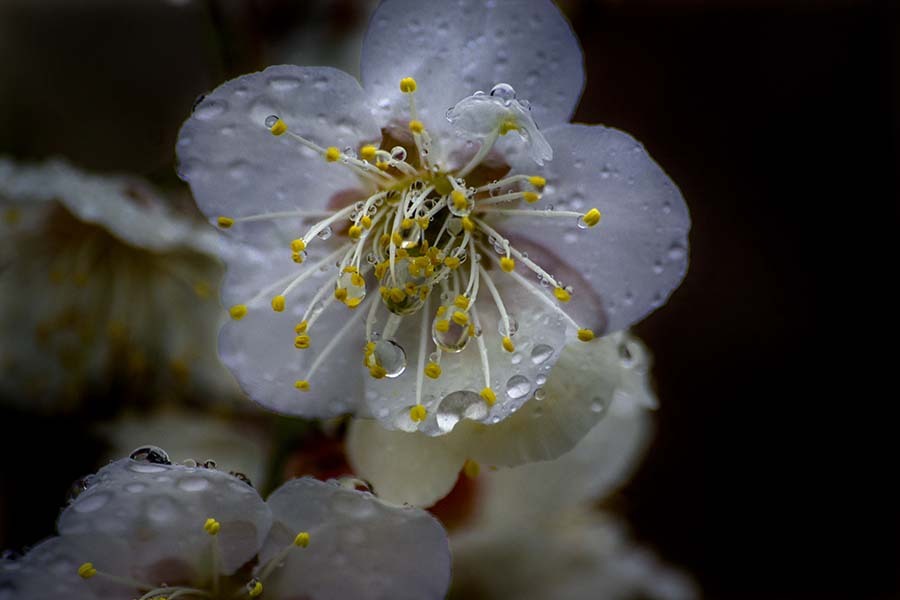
501, 124, 690, 333
177, 65, 380, 221
57, 458, 271, 577
260, 478, 451, 600
362, 0, 583, 146
346, 418, 466, 506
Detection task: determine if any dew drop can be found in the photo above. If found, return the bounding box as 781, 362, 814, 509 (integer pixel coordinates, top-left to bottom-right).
268, 76, 301, 91
372, 340, 407, 378
530, 344, 554, 365
390, 146, 407, 162
576, 216, 590, 230
316, 226, 333, 240
73, 492, 110, 513
177, 477, 210, 492
511, 353, 522, 365
590, 397, 610, 414
193, 99, 227, 120
432, 313, 471, 353
668, 244, 686, 261
653, 260, 664, 274
436, 391, 489, 432
490, 83, 516, 102
506, 374, 531, 399
498, 315, 518, 337
536, 374, 546, 385
130, 446, 171, 465
125, 483, 145, 493
534, 387, 547, 401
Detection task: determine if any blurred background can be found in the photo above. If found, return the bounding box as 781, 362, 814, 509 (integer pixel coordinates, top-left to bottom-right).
0, 0, 896, 598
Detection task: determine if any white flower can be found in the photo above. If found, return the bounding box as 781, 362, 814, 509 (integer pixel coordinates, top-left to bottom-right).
2, 455, 451, 599
176, 0, 689, 436
346, 331, 656, 506
0, 158, 237, 410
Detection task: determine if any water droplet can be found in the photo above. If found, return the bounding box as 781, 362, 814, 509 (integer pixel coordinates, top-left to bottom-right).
668, 244, 686, 261
372, 340, 407, 377
230, 472, 253, 487
317, 226, 333, 240
590, 397, 610, 414
432, 312, 471, 353
511, 353, 522, 365
193, 99, 227, 120
268, 76, 301, 91
202, 459, 217, 470
128, 463, 167, 474
498, 315, 518, 337
390, 146, 407, 162
366, 252, 377, 265
125, 483, 145, 493
576, 216, 590, 230
73, 492, 110, 513
65, 475, 96, 504
530, 344, 554, 364
177, 477, 210, 492
653, 260, 664, 274
130, 446, 171, 465
436, 391, 489, 432
506, 374, 531, 399
147, 496, 179, 523
490, 83, 516, 102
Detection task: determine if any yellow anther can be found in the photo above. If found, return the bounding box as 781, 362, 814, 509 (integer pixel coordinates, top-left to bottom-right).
577, 328, 595, 342
294, 531, 311, 547
360, 145, 377, 161
454, 295, 470, 309
271, 295, 286, 312
462, 459, 480, 479
369, 364, 387, 379
78, 562, 97, 579
468, 323, 476, 337
343, 265, 359, 274
348, 225, 363, 240
399, 77, 418, 93
391, 231, 403, 246
396, 247, 410, 258
461, 217, 475, 232
409, 404, 427, 422
523, 191, 540, 203
334, 288, 348, 302
424, 362, 442, 379
217, 216, 234, 229
361, 215, 373, 229
351, 273, 365, 287
417, 216, 430, 229
480, 387, 497, 406
379, 233, 391, 247
401, 218, 415, 230
435, 319, 450, 333
499, 118, 519, 135
451, 311, 469, 327
269, 118, 288, 136
451, 190, 468, 211
204, 517, 221, 536
528, 175, 547, 188
292, 252, 305, 264
502, 336, 515, 353
248, 581, 263, 597
291, 239, 306, 252
193, 281, 211, 299
389, 287, 406, 303
582, 208, 602, 228
325, 146, 341, 162
229, 304, 248, 320
294, 334, 311, 349
345, 297, 363, 308
376, 161, 390, 171
500, 256, 516, 272
409, 119, 425, 133
554, 287, 571, 302
295, 321, 308, 334
364, 341, 376, 355
435, 305, 447, 317
444, 256, 461, 269
294, 380, 310, 391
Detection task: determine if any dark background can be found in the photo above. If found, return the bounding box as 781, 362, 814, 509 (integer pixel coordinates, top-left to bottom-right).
1, 0, 897, 598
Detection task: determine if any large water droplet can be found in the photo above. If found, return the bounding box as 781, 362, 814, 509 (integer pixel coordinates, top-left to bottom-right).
372, 340, 407, 377
317, 225, 333, 240
436, 391, 489, 432
530, 344, 554, 365
130, 446, 171, 465
490, 83, 516, 101
390, 146, 407, 162
506, 375, 531, 399
432, 312, 471, 353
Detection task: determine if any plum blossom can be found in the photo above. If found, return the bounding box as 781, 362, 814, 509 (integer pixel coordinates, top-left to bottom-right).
0, 158, 238, 410
175, 0, 689, 438
1, 454, 451, 599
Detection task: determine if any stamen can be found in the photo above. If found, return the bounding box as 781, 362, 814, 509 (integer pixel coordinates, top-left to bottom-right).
476, 191, 541, 207
462, 458, 480, 479
477, 265, 514, 352
457, 126, 500, 178
303, 297, 371, 384
474, 218, 561, 288
217, 209, 334, 226
469, 306, 495, 406
414, 295, 431, 410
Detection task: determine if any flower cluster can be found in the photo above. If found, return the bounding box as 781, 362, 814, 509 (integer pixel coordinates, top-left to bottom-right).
1, 453, 451, 599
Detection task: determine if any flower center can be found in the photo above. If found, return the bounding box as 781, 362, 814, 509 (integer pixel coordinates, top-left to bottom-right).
218, 78, 603, 426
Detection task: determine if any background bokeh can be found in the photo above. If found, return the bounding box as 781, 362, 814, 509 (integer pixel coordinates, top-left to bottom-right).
1, 0, 896, 598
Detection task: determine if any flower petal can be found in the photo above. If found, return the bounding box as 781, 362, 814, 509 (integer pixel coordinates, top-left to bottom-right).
219, 293, 365, 418
176, 65, 380, 221
501, 124, 690, 333
57, 458, 271, 577
361, 0, 584, 145
346, 418, 466, 506
260, 477, 451, 600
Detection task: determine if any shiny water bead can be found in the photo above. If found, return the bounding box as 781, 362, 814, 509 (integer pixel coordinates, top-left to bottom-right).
336, 268, 367, 308
129, 445, 171, 465
435, 390, 489, 432
367, 339, 407, 378
432, 307, 471, 353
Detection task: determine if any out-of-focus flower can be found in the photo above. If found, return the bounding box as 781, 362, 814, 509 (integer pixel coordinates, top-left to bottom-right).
440, 344, 697, 600
0, 158, 237, 410
346, 331, 654, 506
98, 408, 271, 490
2, 455, 451, 599
176, 0, 688, 442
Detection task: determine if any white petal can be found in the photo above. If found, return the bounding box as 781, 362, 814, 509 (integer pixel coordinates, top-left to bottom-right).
260, 478, 451, 600
58, 458, 271, 578
219, 294, 365, 418
501, 124, 690, 333
346, 418, 466, 506
176, 65, 380, 221
361, 0, 584, 146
